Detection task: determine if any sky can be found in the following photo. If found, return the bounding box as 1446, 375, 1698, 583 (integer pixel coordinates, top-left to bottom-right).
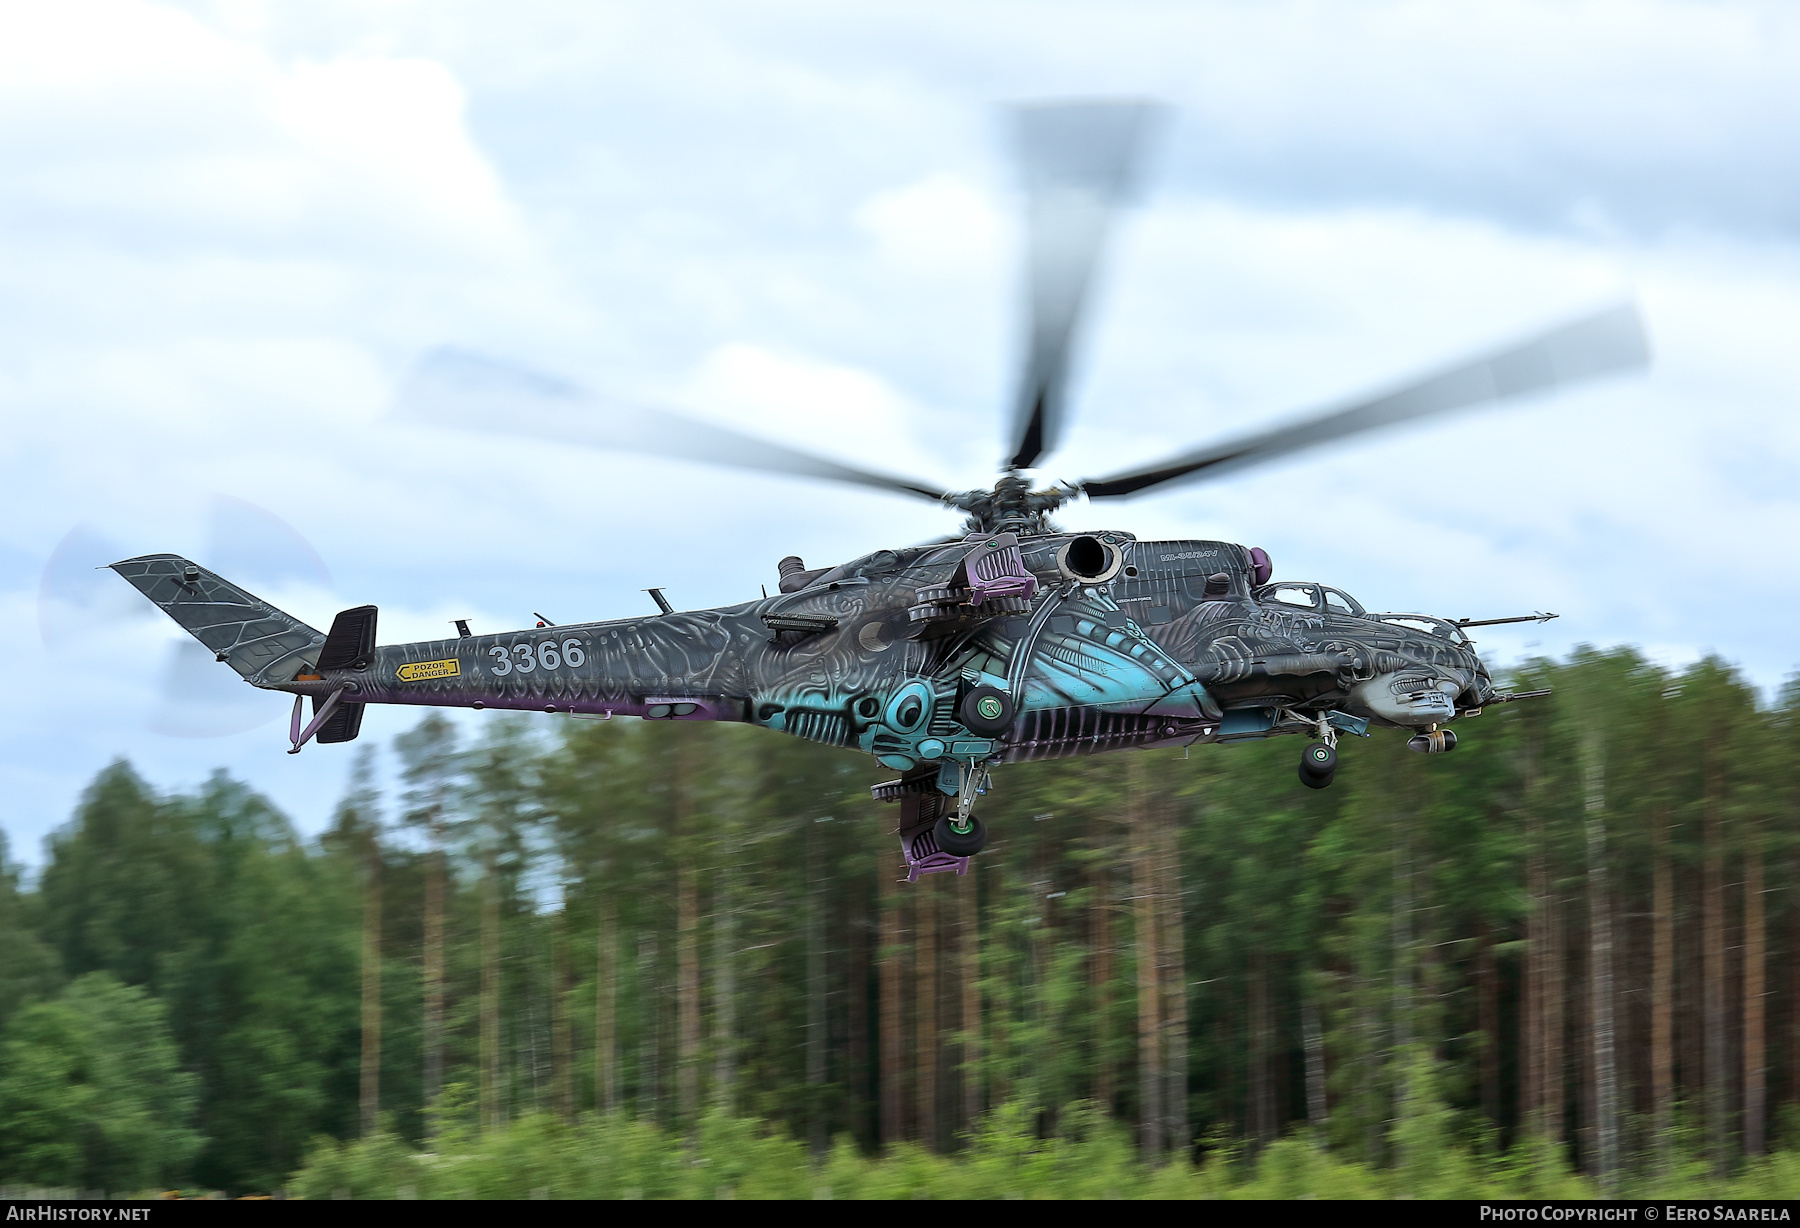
4, 0, 1799, 863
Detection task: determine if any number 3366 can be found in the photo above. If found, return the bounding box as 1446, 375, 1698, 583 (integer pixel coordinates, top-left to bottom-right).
488, 639, 586, 676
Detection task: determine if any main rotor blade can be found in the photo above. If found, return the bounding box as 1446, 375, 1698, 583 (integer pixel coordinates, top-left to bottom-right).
1006, 100, 1163, 471
1080, 302, 1650, 499
398, 349, 947, 503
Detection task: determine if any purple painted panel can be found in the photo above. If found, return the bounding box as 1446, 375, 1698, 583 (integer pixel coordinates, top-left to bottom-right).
1249, 546, 1273, 587
966, 541, 1039, 605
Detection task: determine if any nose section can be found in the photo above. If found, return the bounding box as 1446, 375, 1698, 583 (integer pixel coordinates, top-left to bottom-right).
1462, 653, 1495, 708
1349, 668, 1469, 728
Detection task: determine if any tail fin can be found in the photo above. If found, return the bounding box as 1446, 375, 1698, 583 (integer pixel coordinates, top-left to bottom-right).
109, 554, 325, 689
312, 605, 376, 744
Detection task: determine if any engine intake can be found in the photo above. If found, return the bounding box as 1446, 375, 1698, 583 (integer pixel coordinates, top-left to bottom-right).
1056, 534, 1124, 584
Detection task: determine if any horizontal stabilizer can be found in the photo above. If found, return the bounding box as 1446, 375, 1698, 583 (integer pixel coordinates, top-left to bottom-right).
109, 554, 324, 689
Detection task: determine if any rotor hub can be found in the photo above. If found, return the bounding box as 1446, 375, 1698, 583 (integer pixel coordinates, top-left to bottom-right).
944, 473, 1074, 536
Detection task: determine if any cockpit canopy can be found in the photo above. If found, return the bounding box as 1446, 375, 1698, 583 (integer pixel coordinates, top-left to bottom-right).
1255, 582, 1365, 618
1254, 583, 1471, 644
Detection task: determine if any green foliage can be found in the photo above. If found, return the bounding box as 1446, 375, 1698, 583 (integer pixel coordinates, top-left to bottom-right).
32, 765, 359, 1190
9, 644, 1800, 1195
0, 830, 57, 1029
0, 972, 199, 1192
282, 1094, 1594, 1199
290, 1050, 1800, 1200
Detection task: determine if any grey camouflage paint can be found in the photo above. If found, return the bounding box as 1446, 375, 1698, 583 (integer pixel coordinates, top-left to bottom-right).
112, 529, 1496, 773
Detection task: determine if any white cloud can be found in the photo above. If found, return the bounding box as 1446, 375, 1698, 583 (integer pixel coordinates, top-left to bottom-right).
5, 0, 1800, 864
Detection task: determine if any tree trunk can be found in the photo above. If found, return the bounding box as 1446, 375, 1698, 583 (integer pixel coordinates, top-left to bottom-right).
1545, 886, 1565, 1147
526, 940, 545, 1109
713, 859, 737, 1112
1745, 817, 1766, 1156
1584, 738, 1618, 1189
943, 883, 962, 1142
1357, 965, 1380, 1162
960, 862, 982, 1133
1392, 804, 1418, 1159
878, 846, 904, 1147
480, 847, 500, 1131
1477, 923, 1499, 1130
1683, 863, 1705, 1145
1576, 908, 1592, 1170
1520, 729, 1566, 1146
638, 932, 660, 1119
986, 860, 1011, 1111
1524, 806, 1544, 1137
1393, 810, 1413, 1055
1303, 983, 1327, 1137
1157, 809, 1189, 1156
1129, 756, 1164, 1157
552, 908, 573, 1122
1092, 860, 1115, 1112
598, 895, 617, 1112
1652, 808, 1673, 1172
806, 833, 828, 1155
916, 874, 939, 1151
676, 811, 701, 1124
359, 837, 382, 1137
1250, 950, 1272, 1151
1704, 754, 1727, 1174
1790, 853, 1800, 1120
849, 899, 870, 1146
423, 831, 445, 1120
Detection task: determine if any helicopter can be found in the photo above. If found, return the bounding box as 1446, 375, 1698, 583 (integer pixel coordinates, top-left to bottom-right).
109, 101, 1648, 882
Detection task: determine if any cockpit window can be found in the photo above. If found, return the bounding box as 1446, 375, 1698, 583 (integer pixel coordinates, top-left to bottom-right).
1322, 587, 1364, 616
1264, 583, 1320, 610
1375, 613, 1469, 644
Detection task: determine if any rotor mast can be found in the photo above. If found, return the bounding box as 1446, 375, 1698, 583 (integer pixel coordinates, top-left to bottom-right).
944, 472, 1073, 536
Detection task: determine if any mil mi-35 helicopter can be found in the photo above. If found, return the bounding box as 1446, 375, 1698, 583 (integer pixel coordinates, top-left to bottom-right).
110, 102, 1648, 881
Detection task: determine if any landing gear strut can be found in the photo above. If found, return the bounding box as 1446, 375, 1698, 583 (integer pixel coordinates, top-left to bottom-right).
1298, 713, 1339, 790
934, 762, 989, 856
870, 760, 990, 881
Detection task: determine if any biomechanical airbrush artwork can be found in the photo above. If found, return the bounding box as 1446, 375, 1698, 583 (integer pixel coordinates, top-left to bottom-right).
111, 101, 1647, 882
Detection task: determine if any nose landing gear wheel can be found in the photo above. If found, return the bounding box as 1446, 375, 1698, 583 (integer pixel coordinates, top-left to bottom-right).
1299, 741, 1337, 790
934, 812, 988, 856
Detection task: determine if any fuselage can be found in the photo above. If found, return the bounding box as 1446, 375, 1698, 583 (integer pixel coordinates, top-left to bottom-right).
278, 530, 1494, 769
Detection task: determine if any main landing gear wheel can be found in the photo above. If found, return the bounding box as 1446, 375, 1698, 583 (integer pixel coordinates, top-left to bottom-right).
1299, 741, 1337, 790
934, 813, 988, 856
958, 686, 1015, 736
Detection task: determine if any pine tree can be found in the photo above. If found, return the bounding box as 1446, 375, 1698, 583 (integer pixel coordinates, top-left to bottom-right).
395, 713, 461, 1125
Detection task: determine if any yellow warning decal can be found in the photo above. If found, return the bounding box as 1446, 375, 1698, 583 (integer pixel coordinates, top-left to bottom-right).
397, 659, 461, 682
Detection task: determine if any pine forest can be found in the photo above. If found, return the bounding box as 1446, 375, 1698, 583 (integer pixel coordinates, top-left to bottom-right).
5, 646, 1800, 1198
